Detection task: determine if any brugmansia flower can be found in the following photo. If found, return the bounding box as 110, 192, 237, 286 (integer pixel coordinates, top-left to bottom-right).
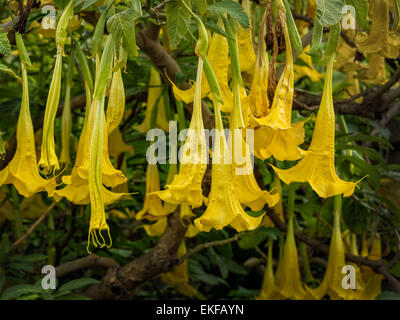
257, 239, 275, 299
272, 56, 358, 198
106, 66, 125, 135
169, 25, 246, 113
136, 162, 175, 221
59, 49, 75, 164
108, 128, 134, 163
253, 15, 307, 161
0, 60, 55, 198
360, 233, 383, 300
237, 0, 256, 73
161, 240, 199, 298
39, 0, 74, 174
355, 0, 400, 59
294, 46, 323, 82
305, 197, 361, 300
267, 211, 306, 300
155, 57, 207, 208
134, 67, 169, 133
194, 100, 263, 232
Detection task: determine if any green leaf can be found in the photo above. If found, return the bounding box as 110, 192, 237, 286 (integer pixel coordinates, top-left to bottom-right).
58, 278, 100, 292
376, 291, 400, 300
130, 0, 143, 16
0, 64, 21, 82
194, 0, 208, 16
107, 8, 139, 58
207, 0, 249, 29
165, 0, 192, 49
316, 0, 345, 27
205, 20, 232, 40
10, 254, 47, 263
336, 143, 386, 167
345, 0, 368, 29
336, 133, 393, 150
0, 284, 44, 300
0, 30, 11, 56
81, 0, 98, 10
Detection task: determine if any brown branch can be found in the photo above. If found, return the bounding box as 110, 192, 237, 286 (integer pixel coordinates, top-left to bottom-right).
12, 201, 58, 248
56, 254, 120, 278
178, 233, 240, 264
86, 208, 187, 299
266, 209, 400, 293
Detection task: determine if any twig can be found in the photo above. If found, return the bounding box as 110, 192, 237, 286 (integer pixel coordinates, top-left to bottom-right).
12, 201, 58, 248
178, 233, 241, 264
56, 254, 120, 278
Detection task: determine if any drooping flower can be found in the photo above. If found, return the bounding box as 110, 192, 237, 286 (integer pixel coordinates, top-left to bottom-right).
169, 24, 246, 113
59, 49, 75, 164
136, 162, 175, 221
360, 233, 383, 300
134, 67, 169, 133
253, 14, 307, 161
237, 0, 256, 73
194, 99, 263, 232
272, 55, 359, 198
155, 57, 207, 208
39, 0, 74, 174
0, 60, 55, 198
355, 0, 400, 59
257, 239, 275, 299
268, 209, 306, 300
305, 196, 362, 300
361, 53, 387, 86
106, 66, 125, 135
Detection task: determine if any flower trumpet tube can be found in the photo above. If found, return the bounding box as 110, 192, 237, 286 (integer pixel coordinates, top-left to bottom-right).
155, 57, 207, 208
134, 67, 169, 133
268, 188, 306, 300
305, 196, 359, 300
253, 11, 307, 161
39, 0, 74, 174
355, 0, 400, 59
194, 100, 263, 232
237, 0, 256, 73
257, 239, 275, 299
106, 66, 125, 135
272, 55, 359, 198
59, 48, 75, 164
294, 46, 323, 82
0, 44, 56, 198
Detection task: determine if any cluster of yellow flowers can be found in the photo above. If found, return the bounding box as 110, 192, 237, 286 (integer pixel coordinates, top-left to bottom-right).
1, 0, 389, 300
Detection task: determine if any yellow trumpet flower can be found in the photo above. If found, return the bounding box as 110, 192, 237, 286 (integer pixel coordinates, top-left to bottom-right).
360, 233, 383, 300
108, 128, 134, 162
161, 240, 199, 298
272, 56, 358, 198
155, 57, 207, 209
194, 99, 263, 232
257, 240, 275, 299
269, 212, 306, 300
134, 67, 169, 133
0, 62, 56, 198
355, 0, 400, 59
294, 46, 323, 82
106, 67, 125, 135
253, 17, 307, 161
236, 0, 256, 73
169, 24, 246, 113
136, 162, 175, 221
